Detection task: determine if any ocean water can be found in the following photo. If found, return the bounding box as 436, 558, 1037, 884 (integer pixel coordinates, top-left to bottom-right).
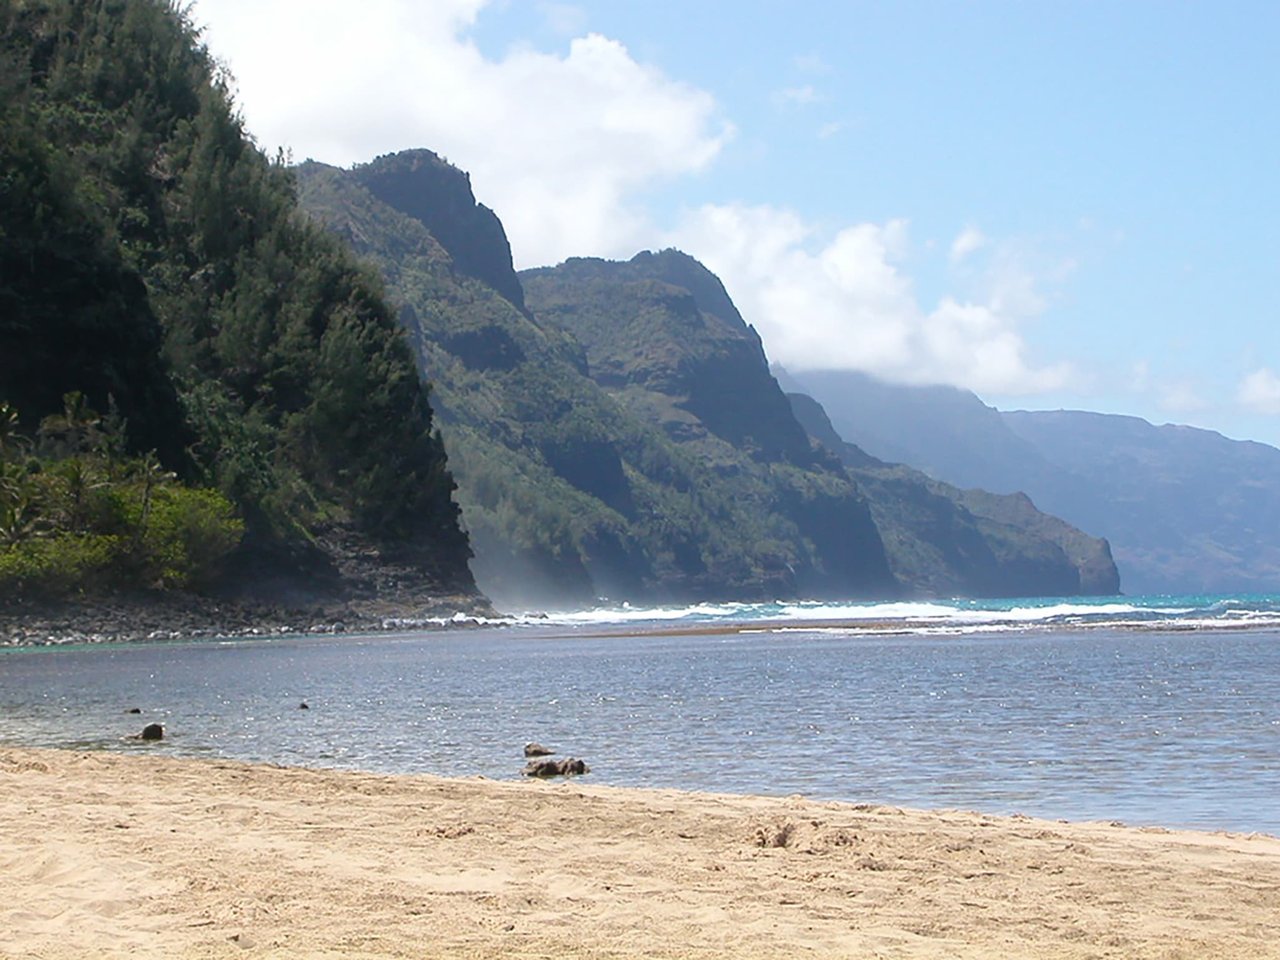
1, 593, 1278, 834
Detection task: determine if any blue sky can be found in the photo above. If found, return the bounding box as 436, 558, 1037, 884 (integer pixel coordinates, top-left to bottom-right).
195, 0, 1280, 446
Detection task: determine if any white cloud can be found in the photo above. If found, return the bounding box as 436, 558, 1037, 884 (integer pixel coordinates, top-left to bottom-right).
949, 226, 986, 263
192, 1, 1075, 399
1130, 359, 1152, 393
793, 53, 832, 75
772, 84, 821, 107
669, 204, 1072, 395
1238, 368, 1280, 414
1159, 381, 1206, 414
192, 0, 730, 267
817, 121, 844, 140
536, 2, 588, 37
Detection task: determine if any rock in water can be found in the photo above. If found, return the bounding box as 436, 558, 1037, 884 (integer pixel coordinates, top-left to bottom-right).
523, 742, 552, 757
523, 757, 590, 778
140, 723, 164, 741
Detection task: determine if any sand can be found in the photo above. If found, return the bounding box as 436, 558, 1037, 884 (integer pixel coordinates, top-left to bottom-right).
1, 748, 1277, 959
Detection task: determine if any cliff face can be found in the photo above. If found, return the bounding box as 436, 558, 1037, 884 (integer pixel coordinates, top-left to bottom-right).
521, 252, 899, 600
787, 394, 1120, 597
300, 161, 899, 606
790, 368, 1278, 595
0, 1, 474, 607
522, 253, 815, 463
300, 148, 1121, 606
352, 150, 529, 315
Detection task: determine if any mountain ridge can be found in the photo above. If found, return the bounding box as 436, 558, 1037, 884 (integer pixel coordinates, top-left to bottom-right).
789, 368, 1280, 593
299, 149, 1118, 605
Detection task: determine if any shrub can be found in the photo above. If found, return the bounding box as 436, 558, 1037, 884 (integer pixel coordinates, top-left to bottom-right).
136, 485, 244, 588
0, 534, 119, 596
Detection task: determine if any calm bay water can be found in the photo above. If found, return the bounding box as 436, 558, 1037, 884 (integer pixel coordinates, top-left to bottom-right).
2, 595, 1278, 834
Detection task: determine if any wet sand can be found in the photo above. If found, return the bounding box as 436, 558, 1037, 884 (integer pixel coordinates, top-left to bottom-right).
2, 747, 1278, 959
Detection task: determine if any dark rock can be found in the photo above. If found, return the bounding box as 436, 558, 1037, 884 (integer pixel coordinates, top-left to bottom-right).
523, 757, 589, 778
140, 723, 164, 741
125, 707, 142, 714
523, 742, 552, 757
299, 702, 309, 710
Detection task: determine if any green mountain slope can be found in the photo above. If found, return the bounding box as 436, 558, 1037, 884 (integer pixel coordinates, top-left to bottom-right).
300, 147, 1119, 604
1, 1, 473, 605
787, 393, 1119, 597
521, 251, 900, 601
299, 154, 899, 606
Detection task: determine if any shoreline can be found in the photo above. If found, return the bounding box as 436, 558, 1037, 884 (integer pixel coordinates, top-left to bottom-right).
3, 747, 1278, 959
0, 589, 500, 648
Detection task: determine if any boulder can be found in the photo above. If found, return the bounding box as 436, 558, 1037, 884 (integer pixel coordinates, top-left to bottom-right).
523, 757, 589, 778
523, 742, 553, 757
140, 723, 164, 741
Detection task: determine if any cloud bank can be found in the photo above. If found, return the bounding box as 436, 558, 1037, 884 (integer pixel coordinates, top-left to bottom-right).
194, 0, 1068, 397
670, 208, 1071, 394
1238, 369, 1280, 415
194, 0, 729, 267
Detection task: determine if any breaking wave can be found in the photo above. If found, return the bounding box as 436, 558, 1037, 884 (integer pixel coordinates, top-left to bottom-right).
510, 593, 1280, 636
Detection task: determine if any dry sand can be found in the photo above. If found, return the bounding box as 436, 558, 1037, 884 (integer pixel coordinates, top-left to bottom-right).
1, 747, 1277, 959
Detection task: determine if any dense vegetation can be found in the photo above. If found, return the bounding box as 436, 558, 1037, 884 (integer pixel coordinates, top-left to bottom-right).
0, 396, 243, 596
299, 155, 898, 605
299, 148, 1120, 604
1, 1, 471, 600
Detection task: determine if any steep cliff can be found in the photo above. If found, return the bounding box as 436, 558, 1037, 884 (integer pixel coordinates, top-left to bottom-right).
0, 0, 474, 607
790, 367, 1279, 594
521, 251, 898, 600
787, 394, 1119, 597
300, 148, 1121, 606
300, 160, 899, 605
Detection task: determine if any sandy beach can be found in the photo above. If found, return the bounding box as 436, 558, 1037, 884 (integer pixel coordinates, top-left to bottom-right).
1, 748, 1277, 959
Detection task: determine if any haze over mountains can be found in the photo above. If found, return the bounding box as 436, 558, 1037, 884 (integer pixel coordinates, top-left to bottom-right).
788, 370, 1280, 595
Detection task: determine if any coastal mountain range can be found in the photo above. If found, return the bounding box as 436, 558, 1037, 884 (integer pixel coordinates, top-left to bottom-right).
297, 149, 1118, 606
22, 0, 1249, 614
788, 370, 1280, 595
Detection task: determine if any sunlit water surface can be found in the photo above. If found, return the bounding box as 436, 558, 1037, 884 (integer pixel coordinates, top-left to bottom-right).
2, 597, 1278, 834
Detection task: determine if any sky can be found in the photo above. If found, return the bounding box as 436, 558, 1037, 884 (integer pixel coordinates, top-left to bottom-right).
192, 0, 1280, 447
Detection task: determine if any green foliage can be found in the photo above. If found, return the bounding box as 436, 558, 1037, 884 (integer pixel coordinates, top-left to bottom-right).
0, 0, 470, 586
0, 399, 245, 598
123, 485, 245, 589
0, 396, 244, 599
0, 534, 120, 596
297, 161, 896, 603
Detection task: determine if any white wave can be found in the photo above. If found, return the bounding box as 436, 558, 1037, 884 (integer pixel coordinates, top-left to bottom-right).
504, 594, 1280, 634
517, 602, 754, 626
774, 601, 967, 620
773, 600, 1159, 624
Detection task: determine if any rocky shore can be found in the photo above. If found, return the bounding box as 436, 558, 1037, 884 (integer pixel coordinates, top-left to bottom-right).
0, 519, 506, 647
0, 589, 502, 647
